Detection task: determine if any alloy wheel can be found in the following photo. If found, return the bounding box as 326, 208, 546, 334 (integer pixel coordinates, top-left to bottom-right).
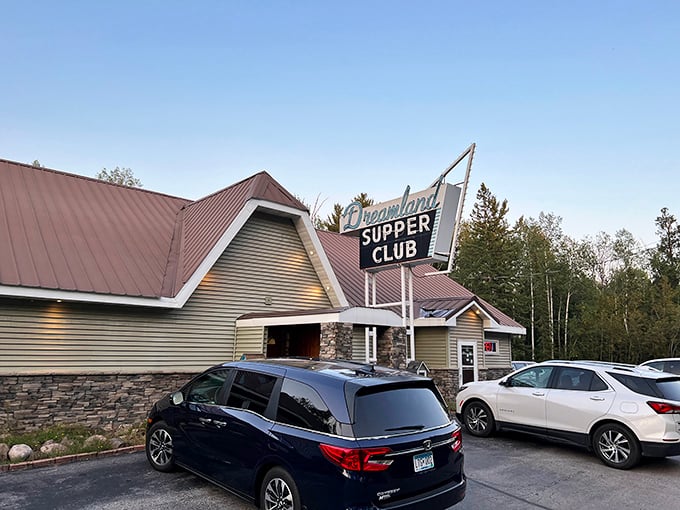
149, 428, 173, 467
263, 477, 294, 510
597, 429, 631, 465
466, 405, 489, 434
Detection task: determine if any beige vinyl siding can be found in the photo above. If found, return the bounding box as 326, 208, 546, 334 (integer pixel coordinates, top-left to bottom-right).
351, 326, 368, 362
449, 310, 484, 368
483, 332, 512, 368
414, 327, 448, 368
235, 326, 266, 359
0, 212, 332, 375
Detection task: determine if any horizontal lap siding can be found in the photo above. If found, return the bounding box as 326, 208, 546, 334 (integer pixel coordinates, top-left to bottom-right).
0, 212, 331, 375
483, 332, 512, 368
352, 325, 367, 361
235, 326, 265, 359
414, 327, 448, 368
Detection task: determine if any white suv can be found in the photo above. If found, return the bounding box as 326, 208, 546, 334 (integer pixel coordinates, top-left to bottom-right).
455, 360, 680, 469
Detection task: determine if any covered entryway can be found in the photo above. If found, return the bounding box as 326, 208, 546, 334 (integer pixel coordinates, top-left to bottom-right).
266, 324, 320, 358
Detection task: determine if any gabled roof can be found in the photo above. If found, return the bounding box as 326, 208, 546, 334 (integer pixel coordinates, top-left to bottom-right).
316, 229, 525, 333
0, 159, 313, 305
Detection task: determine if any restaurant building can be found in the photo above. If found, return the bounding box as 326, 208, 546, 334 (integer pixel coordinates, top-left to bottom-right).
0, 159, 524, 431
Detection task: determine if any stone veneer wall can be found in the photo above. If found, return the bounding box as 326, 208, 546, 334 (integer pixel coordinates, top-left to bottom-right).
377, 327, 407, 369
320, 322, 353, 359
430, 367, 512, 406
0, 373, 194, 433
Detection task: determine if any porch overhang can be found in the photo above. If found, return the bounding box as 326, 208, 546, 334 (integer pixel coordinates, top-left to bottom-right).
236, 306, 403, 328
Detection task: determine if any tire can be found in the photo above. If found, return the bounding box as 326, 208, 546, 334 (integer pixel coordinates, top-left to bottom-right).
592, 423, 641, 469
146, 422, 175, 472
260, 467, 301, 510
463, 401, 495, 437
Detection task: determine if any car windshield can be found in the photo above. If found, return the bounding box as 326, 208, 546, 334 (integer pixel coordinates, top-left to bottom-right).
353, 386, 450, 437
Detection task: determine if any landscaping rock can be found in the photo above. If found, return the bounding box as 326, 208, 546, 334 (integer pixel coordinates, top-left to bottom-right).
0, 442, 9, 460
83, 434, 110, 448
40, 440, 68, 455
8, 444, 33, 462
60, 436, 75, 448
109, 438, 128, 449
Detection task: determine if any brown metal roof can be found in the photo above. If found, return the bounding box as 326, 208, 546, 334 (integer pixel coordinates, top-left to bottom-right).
0, 160, 305, 299
316, 229, 523, 330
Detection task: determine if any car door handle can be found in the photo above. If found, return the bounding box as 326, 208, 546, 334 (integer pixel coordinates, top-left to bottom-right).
213, 420, 227, 428
590, 396, 605, 401
532, 391, 545, 397
198, 417, 212, 424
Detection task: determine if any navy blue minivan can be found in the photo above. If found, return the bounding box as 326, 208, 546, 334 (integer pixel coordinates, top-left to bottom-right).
146, 358, 466, 509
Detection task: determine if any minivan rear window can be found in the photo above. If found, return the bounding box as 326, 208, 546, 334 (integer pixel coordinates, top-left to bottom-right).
353, 386, 450, 437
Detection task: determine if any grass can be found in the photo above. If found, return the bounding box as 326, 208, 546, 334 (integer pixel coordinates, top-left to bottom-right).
0, 422, 146, 464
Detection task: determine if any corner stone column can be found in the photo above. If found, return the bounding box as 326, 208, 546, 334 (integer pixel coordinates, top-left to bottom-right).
377, 326, 407, 369
320, 323, 353, 359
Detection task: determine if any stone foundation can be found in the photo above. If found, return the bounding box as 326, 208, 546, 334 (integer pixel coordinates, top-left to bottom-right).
0, 373, 194, 433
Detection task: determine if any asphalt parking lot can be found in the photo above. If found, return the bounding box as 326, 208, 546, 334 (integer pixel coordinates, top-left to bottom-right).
2, 431, 680, 510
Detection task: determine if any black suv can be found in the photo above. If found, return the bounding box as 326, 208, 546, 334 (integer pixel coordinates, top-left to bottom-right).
146, 358, 466, 510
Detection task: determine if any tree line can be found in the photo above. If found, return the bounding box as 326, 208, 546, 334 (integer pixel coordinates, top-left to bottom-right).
450, 183, 680, 364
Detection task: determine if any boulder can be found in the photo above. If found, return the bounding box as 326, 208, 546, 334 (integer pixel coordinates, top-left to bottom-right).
8, 444, 33, 462
40, 441, 68, 455
83, 434, 110, 449
109, 438, 128, 449
0, 443, 9, 460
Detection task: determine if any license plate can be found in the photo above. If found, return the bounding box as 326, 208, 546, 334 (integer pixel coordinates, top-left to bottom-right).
413, 451, 434, 473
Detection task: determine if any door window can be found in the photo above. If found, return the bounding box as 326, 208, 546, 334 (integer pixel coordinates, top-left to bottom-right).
186, 369, 231, 405
509, 366, 554, 388
226, 370, 276, 416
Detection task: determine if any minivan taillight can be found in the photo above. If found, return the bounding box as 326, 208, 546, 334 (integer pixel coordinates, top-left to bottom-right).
319, 444, 393, 472
451, 428, 463, 452
647, 401, 680, 414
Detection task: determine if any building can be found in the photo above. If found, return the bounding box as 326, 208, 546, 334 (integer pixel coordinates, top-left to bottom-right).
0, 159, 524, 431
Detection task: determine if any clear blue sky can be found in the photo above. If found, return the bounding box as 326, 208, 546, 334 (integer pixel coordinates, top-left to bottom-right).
2, 1, 678, 247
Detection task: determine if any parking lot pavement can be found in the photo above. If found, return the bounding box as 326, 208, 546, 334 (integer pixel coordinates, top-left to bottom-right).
2, 431, 680, 510
459, 431, 680, 510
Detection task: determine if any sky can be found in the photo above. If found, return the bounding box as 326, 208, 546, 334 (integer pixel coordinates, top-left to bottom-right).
2, 1, 678, 248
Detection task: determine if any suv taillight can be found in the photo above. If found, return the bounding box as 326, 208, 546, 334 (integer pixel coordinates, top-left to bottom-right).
319, 444, 393, 472
452, 428, 463, 452
647, 401, 680, 414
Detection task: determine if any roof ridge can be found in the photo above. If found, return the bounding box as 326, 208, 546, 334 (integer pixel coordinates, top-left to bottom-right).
0, 158, 190, 202
184, 170, 269, 209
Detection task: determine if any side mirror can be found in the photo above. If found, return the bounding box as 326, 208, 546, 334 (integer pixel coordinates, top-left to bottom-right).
171, 391, 184, 405
499, 379, 509, 387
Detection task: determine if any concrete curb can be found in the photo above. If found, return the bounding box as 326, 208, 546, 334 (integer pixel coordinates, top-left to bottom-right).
0, 444, 145, 473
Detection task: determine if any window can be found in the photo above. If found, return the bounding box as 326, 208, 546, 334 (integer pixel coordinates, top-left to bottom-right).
555, 368, 607, 391
186, 370, 231, 405
483, 340, 498, 354
353, 386, 450, 437
276, 379, 338, 434
509, 366, 554, 389
226, 370, 276, 416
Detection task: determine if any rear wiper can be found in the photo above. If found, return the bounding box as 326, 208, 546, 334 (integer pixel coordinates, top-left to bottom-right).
385, 424, 425, 431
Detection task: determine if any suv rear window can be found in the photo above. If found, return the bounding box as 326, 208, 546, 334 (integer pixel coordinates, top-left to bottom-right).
608, 373, 680, 400
352, 386, 450, 437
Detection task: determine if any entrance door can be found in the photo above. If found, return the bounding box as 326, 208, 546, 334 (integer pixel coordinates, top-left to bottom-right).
458, 341, 478, 384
